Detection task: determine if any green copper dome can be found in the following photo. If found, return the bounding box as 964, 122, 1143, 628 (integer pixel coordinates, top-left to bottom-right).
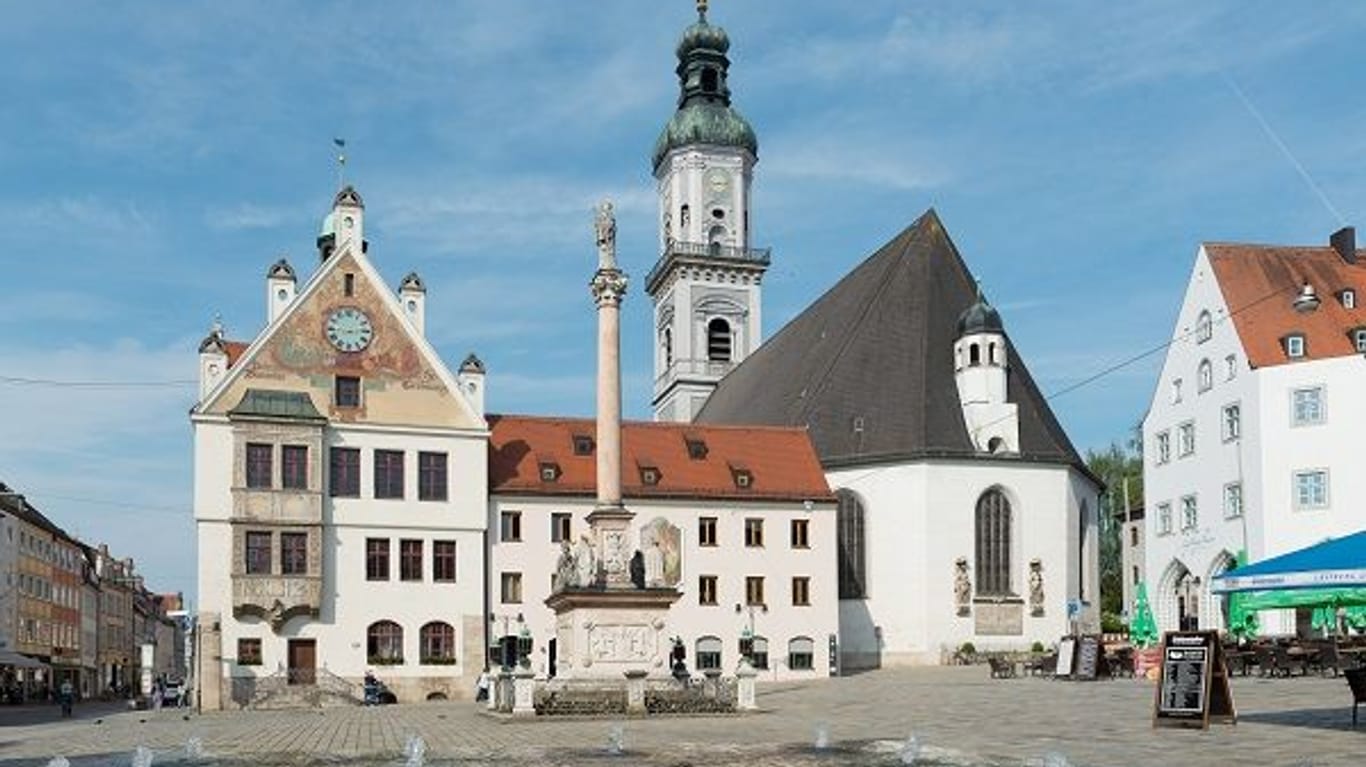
653, 101, 757, 170
652, 9, 757, 172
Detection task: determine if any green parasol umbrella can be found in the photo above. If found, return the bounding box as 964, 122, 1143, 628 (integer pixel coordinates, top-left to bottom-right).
1227, 550, 1259, 639
1130, 581, 1159, 648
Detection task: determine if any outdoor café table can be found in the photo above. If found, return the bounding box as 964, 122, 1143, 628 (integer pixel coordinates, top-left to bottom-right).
1341, 646, 1366, 666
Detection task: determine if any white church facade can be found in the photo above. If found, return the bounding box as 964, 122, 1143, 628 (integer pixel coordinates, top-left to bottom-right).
1142, 228, 1366, 637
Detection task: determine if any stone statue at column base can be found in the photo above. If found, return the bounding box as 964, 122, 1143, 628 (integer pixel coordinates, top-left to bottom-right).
954, 557, 972, 617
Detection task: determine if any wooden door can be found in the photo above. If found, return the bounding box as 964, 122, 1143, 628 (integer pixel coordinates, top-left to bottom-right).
288, 639, 316, 685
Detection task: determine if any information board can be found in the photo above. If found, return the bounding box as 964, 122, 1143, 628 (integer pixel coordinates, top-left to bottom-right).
1153, 631, 1236, 729
1074, 635, 1104, 681
1056, 637, 1077, 679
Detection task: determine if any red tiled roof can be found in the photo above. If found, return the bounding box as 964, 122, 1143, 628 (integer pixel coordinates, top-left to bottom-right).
224, 341, 249, 368
488, 415, 834, 503
1206, 243, 1366, 369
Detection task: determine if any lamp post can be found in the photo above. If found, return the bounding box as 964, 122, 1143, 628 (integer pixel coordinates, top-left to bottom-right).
734, 603, 767, 664
488, 612, 524, 671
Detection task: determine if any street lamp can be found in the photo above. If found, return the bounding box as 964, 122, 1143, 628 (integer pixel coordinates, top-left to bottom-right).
734, 602, 767, 664
487, 612, 524, 671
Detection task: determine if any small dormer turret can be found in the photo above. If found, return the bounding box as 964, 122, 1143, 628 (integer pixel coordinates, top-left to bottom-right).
318, 185, 366, 262
399, 271, 426, 335
458, 353, 486, 416
953, 290, 1018, 453
197, 317, 229, 401
266, 258, 296, 324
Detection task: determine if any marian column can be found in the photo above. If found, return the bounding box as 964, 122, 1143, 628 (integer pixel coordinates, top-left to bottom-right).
587, 201, 635, 589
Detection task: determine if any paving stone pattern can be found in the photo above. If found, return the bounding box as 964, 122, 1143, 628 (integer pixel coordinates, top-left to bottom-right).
0, 667, 1359, 766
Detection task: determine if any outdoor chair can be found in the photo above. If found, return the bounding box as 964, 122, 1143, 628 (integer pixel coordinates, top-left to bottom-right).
1273, 646, 1308, 677
1112, 647, 1135, 678
1254, 645, 1277, 677
987, 656, 1017, 679
1346, 668, 1366, 727
1317, 641, 1342, 677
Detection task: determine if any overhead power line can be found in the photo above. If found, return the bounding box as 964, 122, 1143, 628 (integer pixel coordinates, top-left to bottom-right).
0, 375, 195, 389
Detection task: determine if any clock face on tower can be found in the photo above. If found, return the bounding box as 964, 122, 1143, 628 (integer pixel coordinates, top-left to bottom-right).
325, 307, 373, 352
706, 169, 731, 199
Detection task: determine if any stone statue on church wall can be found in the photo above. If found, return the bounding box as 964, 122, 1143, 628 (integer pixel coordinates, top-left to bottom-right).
954, 557, 971, 616
595, 200, 617, 270
643, 541, 665, 588
1029, 559, 1045, 616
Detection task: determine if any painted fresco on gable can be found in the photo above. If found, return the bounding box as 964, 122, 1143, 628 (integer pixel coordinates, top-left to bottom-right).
213, 251, 476, 428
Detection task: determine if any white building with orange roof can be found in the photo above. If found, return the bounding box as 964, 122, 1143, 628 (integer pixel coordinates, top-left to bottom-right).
486, 416, 838, 682
1143, 227, 1366, 636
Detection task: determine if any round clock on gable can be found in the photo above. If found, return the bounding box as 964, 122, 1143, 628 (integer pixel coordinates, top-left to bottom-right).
325, 307, 374, 352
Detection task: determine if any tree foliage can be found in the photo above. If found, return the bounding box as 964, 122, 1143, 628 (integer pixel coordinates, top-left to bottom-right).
1085, 430, 1143, 622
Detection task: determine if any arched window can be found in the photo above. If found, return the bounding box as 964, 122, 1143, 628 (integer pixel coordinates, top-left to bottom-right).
969, 344, 981, 366
1078, 501, 1089, 602
1197, 359, 1212, 392
663, 327, 673, 368
836, 489, 867, 599
419, 621, 455, 664
988, 343, 997, 365
1196, 311, 1212, 343
975, 489, 1012, 597
707, 224, 727, 255
788, 636, 814, 670
695, 635, 722, 670
707, 318, 732, 362
367, 620, 404, 664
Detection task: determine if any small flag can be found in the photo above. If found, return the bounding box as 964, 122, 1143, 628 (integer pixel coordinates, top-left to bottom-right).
333, 138, 346, 149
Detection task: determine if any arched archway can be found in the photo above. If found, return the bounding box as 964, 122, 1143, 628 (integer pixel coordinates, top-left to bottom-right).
1205, 551, 1238, 633
835, 489, 867, 599
1156, 559, 1196, 633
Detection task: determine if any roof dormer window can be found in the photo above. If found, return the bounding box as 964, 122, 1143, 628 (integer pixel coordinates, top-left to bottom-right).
639, 466, 661, 486
685, 436, 708, 460
1352, 328, 1366, 353
1285, 333, 1306, 359
571, 434, 594, 457
538, 461, 560, 483
732, 468, 753, 489
1342, 289, 1357, 309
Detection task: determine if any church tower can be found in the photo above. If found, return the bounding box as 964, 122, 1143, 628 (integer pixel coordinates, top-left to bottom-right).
953, 291, 1019, 453
647, 0, 769, 422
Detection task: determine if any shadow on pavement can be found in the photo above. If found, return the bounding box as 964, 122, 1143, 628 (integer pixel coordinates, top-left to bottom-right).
1239, 706, 1361, 732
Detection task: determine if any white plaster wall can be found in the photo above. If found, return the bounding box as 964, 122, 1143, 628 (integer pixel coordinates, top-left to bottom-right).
489, 495, 838, 682
196, 418, 488, 701
830, 459, 1097, 666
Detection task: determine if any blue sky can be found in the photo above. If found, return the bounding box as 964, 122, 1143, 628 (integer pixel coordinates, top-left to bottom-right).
2, 1, 1365, 601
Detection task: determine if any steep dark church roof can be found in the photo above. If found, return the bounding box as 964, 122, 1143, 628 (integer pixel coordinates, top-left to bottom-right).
695, 210, 1088, 474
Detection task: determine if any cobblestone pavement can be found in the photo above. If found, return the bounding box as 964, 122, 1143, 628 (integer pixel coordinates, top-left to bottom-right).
0, 667, 1359, 766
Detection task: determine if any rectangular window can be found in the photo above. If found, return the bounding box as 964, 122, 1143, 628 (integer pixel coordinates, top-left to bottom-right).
745, 575, 765, 606
1294, 470, 1329, 509
1132, 565, 1140, 586
432, 540, 457, 582
698, 517, 718, 547
417, 451, 448, 501
335, 375, 361, 408
245, 531, 271, 575
281, 445, 308, 490
329, 447, 360, 497
500, 511, 522, 542
1223, 482, 1243, 519
400, 539, 423, 581
1226, 354, 1237, 380
551, 513, 572, 543
1130, 526, 1140, 548
696, 639, 721, 670
744, 518, 764, 547
698, 575, 718, 606
1286, 335, 1306, 358
1157, 502, 1173, 536
366, 538, 390, 581
374, 449, 405, 499
280, 532, 307, 575
1221, 404, 1241, 442
792, 576, 811, 606
790, 519, 810, 548
1155, 431, 1170, 465
245, 443, 273, 489
501, 572, 523, 604
1180, 495, 1198, 531
1171, 378, 1183, 404
1292, 386, 1325, 426
237, 638, 262, 666
1177, 422, 1195, 457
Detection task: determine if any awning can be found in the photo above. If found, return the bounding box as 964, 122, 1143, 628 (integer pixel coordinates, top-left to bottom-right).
1212, 530, 1366, 593
0, 650, 49, 669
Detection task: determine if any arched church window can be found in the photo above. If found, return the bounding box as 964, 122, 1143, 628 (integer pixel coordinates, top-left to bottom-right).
1197, 359, 1212, 392
836, 489, 867, 599
988, 343, 997, 365
975, 489, 1012, 597
663, 327, 673, 368
1196, 310, 1212, 343
701, 67, 718, 93
680, 205, 690, 230
707, 318, 732, 362
969, 344, 981, 366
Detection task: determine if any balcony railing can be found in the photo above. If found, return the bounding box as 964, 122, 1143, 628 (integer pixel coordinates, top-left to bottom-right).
645, 240, 771, 292
655, 358, 736, 387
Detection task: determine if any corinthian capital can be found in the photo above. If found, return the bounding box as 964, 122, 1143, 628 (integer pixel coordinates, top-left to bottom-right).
591, 269, 629, 307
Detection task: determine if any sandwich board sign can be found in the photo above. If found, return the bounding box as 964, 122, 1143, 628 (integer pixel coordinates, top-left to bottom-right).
1153, 630, 1236, 729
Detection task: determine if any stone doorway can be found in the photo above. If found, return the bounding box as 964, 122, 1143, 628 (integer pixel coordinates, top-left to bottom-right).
287, 639, 316, 685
